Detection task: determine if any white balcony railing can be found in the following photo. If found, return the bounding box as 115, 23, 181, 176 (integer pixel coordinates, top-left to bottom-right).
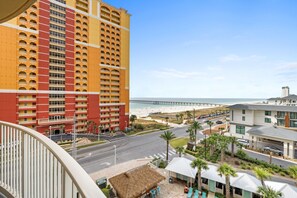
0, 120, 105, 198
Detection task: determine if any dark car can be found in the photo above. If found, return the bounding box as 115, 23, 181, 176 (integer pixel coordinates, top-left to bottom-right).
96, 177, 107, 189
216, 120, 223, 124
263, 146, 283, 156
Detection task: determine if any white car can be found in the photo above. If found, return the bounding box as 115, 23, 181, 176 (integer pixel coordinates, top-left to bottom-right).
237, 139, 249, 147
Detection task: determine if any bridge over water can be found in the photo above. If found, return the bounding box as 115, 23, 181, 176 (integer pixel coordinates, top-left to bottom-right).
130, 99, 223, 107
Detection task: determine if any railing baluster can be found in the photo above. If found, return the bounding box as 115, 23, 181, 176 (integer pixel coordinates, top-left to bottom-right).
0, 121, 104, 198
16, 129, 19, 197
4, 125, 7, 189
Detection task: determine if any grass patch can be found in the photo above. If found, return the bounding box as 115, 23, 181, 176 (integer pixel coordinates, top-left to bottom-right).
127, 119, 169, 135
170, 137, 189, 149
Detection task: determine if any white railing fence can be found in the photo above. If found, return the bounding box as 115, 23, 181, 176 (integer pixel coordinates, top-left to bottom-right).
0, 121, 105, 198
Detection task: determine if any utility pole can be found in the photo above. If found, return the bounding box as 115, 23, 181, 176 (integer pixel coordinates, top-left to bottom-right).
72, 116, 77, 160
114, 145, 117, 166
98, 125, 102, 141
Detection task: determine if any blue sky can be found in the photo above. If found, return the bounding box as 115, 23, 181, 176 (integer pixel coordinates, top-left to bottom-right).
106, 0, 297, 98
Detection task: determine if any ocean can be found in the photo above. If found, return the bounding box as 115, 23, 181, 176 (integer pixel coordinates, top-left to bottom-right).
130, 98, 264, 117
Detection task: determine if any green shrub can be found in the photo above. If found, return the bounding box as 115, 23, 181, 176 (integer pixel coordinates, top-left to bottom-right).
185, 149, 198, 156
215, 192, 225, 198
159, 160, 167, 169
134, 123, 144, 130
236, 149, 247, 159
280, 172, 286, 177
101, 188, 110, 198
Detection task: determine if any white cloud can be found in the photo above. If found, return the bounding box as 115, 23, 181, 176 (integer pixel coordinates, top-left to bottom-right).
207, 66, 222, 71
220, 54, 265, 63
212, 76, 225, 81
220, 54, 242, 62
152, 68, 205, 79
277, 62, 297, 70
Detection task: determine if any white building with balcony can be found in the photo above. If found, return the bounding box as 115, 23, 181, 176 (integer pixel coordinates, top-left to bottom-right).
228, 104, 297, 159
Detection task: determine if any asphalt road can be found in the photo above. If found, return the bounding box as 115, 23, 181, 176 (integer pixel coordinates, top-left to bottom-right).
75, 119, 297, 184
76, 125, 195, 173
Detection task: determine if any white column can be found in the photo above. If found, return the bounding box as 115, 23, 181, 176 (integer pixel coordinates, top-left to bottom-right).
283, 142, 288, 157
288, 142, 294, 159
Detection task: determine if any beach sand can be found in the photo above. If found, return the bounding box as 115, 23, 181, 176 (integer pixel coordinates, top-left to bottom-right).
130, 105, 213, 118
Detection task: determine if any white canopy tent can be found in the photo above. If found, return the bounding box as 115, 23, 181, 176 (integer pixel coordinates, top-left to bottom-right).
265, 181, 297, 198
201, 165, 225, 184
165, 157, 197, 179
166, 157, 297, 198
230, 173, 261, 193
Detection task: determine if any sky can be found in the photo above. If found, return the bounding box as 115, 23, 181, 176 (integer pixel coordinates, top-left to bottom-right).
106, 0, 297, 98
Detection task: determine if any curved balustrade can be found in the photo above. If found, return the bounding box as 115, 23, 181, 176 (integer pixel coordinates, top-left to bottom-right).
0, 121, 105, 198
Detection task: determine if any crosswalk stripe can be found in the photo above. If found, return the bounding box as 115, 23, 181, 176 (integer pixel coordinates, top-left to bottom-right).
169, 150, 176, 154
168, 153, 172, 156
149, 155, 153, 159
153, 154, 159, 158
158, 153, 164, 158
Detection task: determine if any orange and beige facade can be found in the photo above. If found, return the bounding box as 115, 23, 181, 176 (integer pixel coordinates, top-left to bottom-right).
0, 0, 130, 134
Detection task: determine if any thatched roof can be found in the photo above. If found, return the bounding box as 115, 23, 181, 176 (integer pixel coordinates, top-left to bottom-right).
109, 165, 165, 198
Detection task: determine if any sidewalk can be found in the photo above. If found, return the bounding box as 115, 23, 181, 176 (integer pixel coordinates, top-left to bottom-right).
90, 158, 151, 181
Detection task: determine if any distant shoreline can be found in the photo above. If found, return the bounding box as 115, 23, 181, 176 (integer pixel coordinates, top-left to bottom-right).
130, 99, 264, 117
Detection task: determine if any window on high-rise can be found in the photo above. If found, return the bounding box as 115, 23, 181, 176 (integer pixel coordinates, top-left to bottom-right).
265, 111, 271, 116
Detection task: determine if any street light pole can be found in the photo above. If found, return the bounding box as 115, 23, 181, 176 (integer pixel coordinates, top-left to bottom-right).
72, 116, 77, 160
114, 145, 117, 166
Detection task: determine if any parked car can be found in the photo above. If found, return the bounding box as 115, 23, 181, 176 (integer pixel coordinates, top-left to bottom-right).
263, 146, 283, 156
237, 138, 249, 147
96, 177, 107, 189
216, 120, 223, 124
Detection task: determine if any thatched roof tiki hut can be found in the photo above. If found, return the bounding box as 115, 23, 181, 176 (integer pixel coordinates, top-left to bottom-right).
109, 165, 165, 198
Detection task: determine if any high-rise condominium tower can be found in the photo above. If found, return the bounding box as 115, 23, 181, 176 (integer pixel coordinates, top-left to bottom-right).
0, 0, 130, 134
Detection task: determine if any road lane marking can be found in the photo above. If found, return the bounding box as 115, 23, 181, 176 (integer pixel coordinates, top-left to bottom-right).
100, 162, 111, 166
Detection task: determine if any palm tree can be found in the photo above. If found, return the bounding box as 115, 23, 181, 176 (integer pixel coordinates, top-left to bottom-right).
179, 113, 184, 121
257, 186, 282, 198
217, 136, 231, 162
129, 115, 137, 128
217, 163, 237, 198
165, 116, 169, 125
191, 158, 209, 191
186, 111, 192, 121
288, 166, 297, 184
229, 136, 237, 158
206, 120, 214, 134
253, 167, 271, 188
175, 146, 184, 157
160, 131, 176, 162
208, 134, 219, 156
175, 114, 180, 121
192, 121, 202, 146
186, 126, 195, 142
